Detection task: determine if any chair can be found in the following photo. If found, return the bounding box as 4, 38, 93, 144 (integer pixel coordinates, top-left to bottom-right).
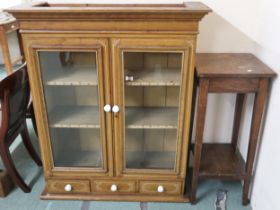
0, 63, 42, 193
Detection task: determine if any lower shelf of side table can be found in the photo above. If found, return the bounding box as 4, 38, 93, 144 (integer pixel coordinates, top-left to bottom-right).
196, 143, 246, 180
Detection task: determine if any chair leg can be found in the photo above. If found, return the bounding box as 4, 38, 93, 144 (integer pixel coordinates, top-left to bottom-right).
0, 143, 31, 193
21, 122, 42, 167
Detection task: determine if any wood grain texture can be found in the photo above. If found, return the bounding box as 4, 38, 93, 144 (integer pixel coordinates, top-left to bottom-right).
11, 2, 209, 201
191, 55, 276, 205
242, 78, 269, 205
208, 78, 259, 92
6, 2, 211, 21
190, 78, 209, 203
198, 144, 246, 179
23, 36, 111, 178
139, 181, 182, 195
231, 94, 246, 149
196, 53, 276, 78
47, 179, 90, 193
92, 180, 136, 193
41, 187, 190, 202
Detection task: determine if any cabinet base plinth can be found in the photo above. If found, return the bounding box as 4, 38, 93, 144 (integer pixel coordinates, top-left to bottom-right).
41, 188, 190, 202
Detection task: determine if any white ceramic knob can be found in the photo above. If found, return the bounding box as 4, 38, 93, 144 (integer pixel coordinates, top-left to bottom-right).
103, 104, 111, 112
157, 185, 164, 193
11, 25, 15, 29
110, 184, 118, 192
125, 75, 134, 81
112, 105, 120, 113
64, 184, 72, 192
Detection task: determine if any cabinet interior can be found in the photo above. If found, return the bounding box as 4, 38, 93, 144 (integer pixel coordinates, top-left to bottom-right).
123, 52, 182, 170
38, 51, 183, 170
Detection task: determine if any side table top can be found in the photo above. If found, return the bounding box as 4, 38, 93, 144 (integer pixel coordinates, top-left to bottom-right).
196, 53, 276, 78
0, 12, 16, 25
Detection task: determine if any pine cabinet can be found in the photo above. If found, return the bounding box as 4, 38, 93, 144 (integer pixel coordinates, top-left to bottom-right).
7, 2, 210, 201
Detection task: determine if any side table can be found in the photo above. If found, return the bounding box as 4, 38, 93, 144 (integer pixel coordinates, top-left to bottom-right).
190, 53, 276, 205
0, 12, 23, 75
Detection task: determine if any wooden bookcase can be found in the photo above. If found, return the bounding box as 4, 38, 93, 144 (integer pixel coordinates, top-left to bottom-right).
7, 2, 210, 201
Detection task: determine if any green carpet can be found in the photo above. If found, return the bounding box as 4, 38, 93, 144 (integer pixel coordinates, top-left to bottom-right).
0, 64, 22, 80
0, 122, 252, 210
0, 67, 7, 80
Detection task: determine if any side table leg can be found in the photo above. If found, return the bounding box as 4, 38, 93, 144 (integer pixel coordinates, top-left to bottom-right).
243, 78, 269, 205
188, 73, 198, 152
191, 79, 209, 203
0, 28, 13, 75
231, 94, 246, 149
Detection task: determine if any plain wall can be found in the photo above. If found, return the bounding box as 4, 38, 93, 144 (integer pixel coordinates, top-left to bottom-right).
249, 0, 280, 209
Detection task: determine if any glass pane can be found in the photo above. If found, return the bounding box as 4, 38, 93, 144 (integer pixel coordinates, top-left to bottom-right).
7, 31, 22, 69
123, 52, 182, 170
39, 51, 102, 168
0, 31, 22, 76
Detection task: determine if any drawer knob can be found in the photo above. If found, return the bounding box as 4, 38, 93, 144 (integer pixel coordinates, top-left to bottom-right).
112, 105, 120, 113
157, 185, 164, 193
64, 184, 72, 192
104, 104, 111, 112
110, 184, 118, 192
11, 25, 15, 29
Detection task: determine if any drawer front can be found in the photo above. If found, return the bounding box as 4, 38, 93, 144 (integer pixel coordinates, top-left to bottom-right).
140, 181, 182, 195
47, 180, 90, 193
92, 180, 136, 193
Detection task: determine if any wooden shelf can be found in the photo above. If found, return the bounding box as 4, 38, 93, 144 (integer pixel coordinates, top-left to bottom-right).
49, 106, 100, 128
44, 68, 98, 86
125, 69, 181, 86
198, 144, 246, 179
126, 151, 175, 170
126, 107, 178, 129
48, 106, 178, 129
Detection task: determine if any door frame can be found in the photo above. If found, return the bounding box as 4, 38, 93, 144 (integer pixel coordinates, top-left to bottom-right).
111, 37, 195, 178
24, 35, 113, 178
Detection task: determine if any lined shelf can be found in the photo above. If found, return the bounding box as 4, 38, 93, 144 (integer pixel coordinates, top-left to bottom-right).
48, 106, 178, 129
44, 68, 98, 86
49, 106, 100, 128
126, 107, 178, 129
125, 69, 181, 86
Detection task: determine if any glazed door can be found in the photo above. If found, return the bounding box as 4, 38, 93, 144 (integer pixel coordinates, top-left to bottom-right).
111, 38, 194, 176
26, 37, 112, 176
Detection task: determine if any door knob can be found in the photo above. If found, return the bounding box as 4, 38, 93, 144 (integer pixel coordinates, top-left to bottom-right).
112, 105, 120, 113
103, 104, 111, 112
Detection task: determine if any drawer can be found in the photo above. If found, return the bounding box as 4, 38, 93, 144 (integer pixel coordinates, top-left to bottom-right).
92, 180, 136, 193
139, 181, 182, 195
47, 179, 90, 193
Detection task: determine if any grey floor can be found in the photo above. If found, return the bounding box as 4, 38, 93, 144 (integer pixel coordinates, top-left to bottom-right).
0, 67, 252, 210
